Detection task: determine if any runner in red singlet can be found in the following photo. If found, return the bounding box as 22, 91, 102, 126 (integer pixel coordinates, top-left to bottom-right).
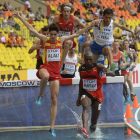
28, 26, 49, 69
53, 2, 85, 66
14, 10, 93, 137
76, 52, 115, 138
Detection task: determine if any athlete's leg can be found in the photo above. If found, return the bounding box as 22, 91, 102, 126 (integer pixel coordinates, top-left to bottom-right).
127, 71, 136, 101
102, 46, 112, 65
93, 54, 99, 63
123, 74, 129, 104
90, 101, 101, 132
81, 95, 92, 128
61, 40, 72, 67
49, 80, 59, 129
36, 69, 49, 105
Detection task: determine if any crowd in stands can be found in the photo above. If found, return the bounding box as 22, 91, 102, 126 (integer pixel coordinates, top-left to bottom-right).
0, 0, 140, 71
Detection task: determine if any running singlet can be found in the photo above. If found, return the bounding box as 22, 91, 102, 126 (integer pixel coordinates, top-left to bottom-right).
63, 54, 77, 75
36, 39, 44, 60
80, 64, 103, 91
94, 19, 114, 45
42, 37, 62, 70
58, 14, 74, 37
112, 50, 121, 71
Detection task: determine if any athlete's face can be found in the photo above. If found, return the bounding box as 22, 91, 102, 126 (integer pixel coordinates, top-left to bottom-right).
43, 30, 49, 37
62, 8, 71, 18
113, 42, 119, 51
123, 41, 129, 50
84, 55, 94, 68
49, 31, 58, 42
69, 48, 76, 54
103, 14, 112, 25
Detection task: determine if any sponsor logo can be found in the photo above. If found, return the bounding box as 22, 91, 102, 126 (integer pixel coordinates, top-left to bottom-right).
0, 81, 40, 87
0, 70, 27, 81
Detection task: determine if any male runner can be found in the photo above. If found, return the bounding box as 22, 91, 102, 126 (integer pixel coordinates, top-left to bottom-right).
76, 51, 115, 138
14, 10, 92, 137
61, 47, 81, 78
123, 39, 138, 101
53, 2, 85, 66
88, 8, 135, 71
28, 26, 49, 69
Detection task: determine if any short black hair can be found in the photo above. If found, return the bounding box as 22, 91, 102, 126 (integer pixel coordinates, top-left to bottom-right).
49, 23, 59, 33
42, 26, 49, 31
103, 8, 113, 16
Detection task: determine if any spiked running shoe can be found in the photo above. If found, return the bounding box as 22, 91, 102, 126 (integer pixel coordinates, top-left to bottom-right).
35, 96, 43, 106
76, 125, 88, 139
49, 129, 56, 137
131, 94, 136, 101
127, 94, 130, 101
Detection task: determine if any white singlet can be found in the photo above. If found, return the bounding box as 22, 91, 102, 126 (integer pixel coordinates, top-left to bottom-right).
64, 54, 77, 75
94, 19, 114, 45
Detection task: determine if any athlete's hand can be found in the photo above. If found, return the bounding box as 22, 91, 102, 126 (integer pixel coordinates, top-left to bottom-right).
62, 70, 66, 75
132, 63, 136, 68
13, 10, 20, 18
80, 58, 84, 64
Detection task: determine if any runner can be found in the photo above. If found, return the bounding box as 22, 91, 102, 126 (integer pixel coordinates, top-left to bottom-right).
123, 39, 138, 101
76, 51, 115, 138
14, 10, 93, 137
28, 26, 49, 69
53, 2, 85, 66
61, 47, 81, 78
88, 8, 135, 71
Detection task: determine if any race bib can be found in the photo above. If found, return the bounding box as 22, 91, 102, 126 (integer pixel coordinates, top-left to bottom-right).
97, 31, 109, 40
83, 79, 97, 91
64, 63, 75, 75
59, 31, 71, 37
47, 49, 60, 61
39, 48, 44, 58
98, 54, 104, 61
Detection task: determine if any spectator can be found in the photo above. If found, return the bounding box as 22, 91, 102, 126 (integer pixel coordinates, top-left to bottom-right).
112, 8, 117, 20
85, 11, 92, 22
129, 7, 137, 16
137, 1, 140, 13
21, 10, 27, 20
130, 26, 135, 33
25, 0, 31, 8
0, 5, 5, 16
36, 7, 45, 18
17, 36, 26, 47
2, 15, 8, 27
83, 0, 91, 9
115, 0, 121, 5
35, 12, 42, 21
48, 11, 55, 25
6, 35, 18, 47
74, 9, 80, 16
58, 3, 61, 11
29, 10, 35, 20
7, 2, 12, 11
88, 7, 94, 15
0, 31, 6, 44
122, 25, 129, 37
18, 7, 22, 15
114, 29, 122, 39
55, 7, 60, 15
119, 16, 126, 25
90, 0, 98, 8
69, 0, 76, 6
8, 30, 14, 38
3, 2, 8, 11
79, 15, 86, 24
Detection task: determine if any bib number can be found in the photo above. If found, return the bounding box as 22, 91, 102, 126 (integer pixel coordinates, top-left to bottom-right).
47, 49, 60, 61
64, 64, 75, 75
83, 79, 97, 91
59, 31, 71, 37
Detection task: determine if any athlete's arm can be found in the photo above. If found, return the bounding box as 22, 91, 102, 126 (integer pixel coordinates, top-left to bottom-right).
119, 52, 127, 67
13, 10, 46, 43
73, 16, 85, 28
60, 25, 91, 45
52, 15, 59, 24
97, 63, 115, 76
132, 49, 138, 67
127, 52, 133, 67
113, 21, 135, 37
28, 39, 40, 54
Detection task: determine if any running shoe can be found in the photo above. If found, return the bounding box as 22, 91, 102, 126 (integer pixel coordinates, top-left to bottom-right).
90, 124, 96, 132
35, 96, 43, 106
110, 62, 116, 71
49, 129, 56, 137
76, 125, 88, 139
127, 94, 130, 101
131, 94, 136, 101
124, 98, 128, 105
